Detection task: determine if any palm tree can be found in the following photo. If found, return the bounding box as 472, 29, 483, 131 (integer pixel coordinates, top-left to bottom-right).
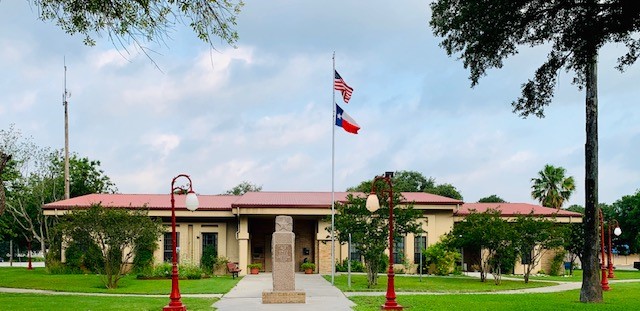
531, 164, 576, 209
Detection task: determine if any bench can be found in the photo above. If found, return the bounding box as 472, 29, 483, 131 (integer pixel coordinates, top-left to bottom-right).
634, 262, 640, 270
227, 262, 241, 279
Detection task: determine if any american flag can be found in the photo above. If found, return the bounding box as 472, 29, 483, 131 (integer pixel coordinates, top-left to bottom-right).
334, 70, 353, 103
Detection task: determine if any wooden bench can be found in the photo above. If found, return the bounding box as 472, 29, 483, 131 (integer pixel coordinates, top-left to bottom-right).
227, 262, 241, 279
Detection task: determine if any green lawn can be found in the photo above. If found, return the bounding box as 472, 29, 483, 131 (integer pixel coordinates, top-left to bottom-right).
327, 274, 556, 292
0, 293, 216, 311
351, 282, 640, 311
512, 269, 640, 282
0, 268, 239, 294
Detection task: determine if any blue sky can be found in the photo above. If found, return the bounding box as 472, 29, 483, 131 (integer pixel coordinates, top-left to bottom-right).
1, 1, 638, 206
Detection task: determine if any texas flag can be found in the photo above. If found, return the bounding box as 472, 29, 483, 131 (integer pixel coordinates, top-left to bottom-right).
335, 104, 360, 134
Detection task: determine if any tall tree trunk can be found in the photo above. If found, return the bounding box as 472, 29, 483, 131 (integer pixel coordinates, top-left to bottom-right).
580, 53, 602, 303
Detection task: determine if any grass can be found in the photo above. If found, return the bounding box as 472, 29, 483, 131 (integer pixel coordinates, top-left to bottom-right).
0, 268, 238, 294
350, 282, 640, 311
326, 274, 556, 292
511, 269, 640, 282
0, 293, 216, 311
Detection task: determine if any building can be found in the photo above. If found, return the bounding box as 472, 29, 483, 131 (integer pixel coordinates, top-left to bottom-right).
42, 192, 581, 276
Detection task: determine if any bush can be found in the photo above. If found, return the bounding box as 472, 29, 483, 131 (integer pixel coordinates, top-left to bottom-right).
132, 233, 158, 273
378, 253, 389, 273
64, 241, 104, 274
335, 259, 365, 272
424, 241, 461, 276
179, 261, 205, 279
200, 245, 218, 273
549, 250, 567, 276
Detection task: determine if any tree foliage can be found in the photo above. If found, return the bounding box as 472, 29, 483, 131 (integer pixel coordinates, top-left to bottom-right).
224, 181, 262, 195
478, 195, 507, 203
430, 1, 640, 302
610, 190, 640, 253
512, 214, 563, 283
1, 125, 116, 259
531, 164, 576, 209
446, 209, 512, 283
347, 170, 463, 200
332, 193, 423, 288
31, 0, 244, 50
57, 204, 163, 289
423, 239, 460, 276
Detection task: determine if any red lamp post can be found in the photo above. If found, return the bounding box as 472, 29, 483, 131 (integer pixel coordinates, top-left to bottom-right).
366, 171, 403, 310
598, 209, 610, 291
163, 174, 199, 311
607, 219, 621, 279
27, 240, 33, 270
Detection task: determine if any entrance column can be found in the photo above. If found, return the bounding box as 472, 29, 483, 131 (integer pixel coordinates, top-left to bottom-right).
238, 216, 249, 276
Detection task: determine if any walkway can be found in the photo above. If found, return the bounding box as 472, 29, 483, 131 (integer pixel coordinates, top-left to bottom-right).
213, 273, 355, 311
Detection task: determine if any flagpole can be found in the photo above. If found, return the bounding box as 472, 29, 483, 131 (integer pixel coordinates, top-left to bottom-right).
331, 51, 336, 285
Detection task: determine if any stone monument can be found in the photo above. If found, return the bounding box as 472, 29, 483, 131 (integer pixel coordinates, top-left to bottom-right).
262, 215, 306, 304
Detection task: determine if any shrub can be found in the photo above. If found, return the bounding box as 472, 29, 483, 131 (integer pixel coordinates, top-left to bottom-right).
64, 241, 104, 273
549, 250, 567, 276
378, 253, 389, 273
200, 245, 218, 273
179, 261, 205, 279
335, 259, 365, 272
132, 232, 158, 273
424, 241, 461, 276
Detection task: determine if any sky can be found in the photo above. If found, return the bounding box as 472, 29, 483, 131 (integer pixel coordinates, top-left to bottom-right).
1, 1, 639, 206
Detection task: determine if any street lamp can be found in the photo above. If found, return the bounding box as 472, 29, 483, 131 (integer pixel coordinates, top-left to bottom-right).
366, 171, 403, 311
607, 219, 621, 279
598, 209, 610, 291
164, 174, 199, 311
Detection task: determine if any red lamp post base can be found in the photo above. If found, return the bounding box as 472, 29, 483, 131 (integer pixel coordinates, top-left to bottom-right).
601, 268, 610, 291
162, 304, 186, 311
381, 304, 404, 310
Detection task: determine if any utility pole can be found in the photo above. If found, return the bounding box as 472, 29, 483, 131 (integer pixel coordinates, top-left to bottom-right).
63, 58, 70, 200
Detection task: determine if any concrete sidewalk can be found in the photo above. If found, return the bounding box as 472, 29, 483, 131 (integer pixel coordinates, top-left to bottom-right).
213, 273, 355, 311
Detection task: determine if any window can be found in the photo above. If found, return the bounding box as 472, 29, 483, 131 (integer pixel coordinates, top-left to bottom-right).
414, 235, 428, 266
164, 232, 180, 262
349, 242, 362, 262
202, 233, 218, 255
393, 236, 405, 264
521, 248, 533, 265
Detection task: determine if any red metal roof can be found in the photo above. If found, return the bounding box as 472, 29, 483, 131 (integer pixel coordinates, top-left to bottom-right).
456, 203, 582, 217
43, 191, 461, 211
43, 193, 239, 211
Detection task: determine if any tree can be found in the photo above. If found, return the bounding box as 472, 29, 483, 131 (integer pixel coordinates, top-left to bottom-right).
0, 152, 11, 215
332, 193, 423, 288
531, 165, 576, 209
347, 170, 435, 193
58, 204, 163, 289
31, 0, 243, 51
224, 181, 262, 195
347, 170, 463, 200
512, 214, 563, 283
566, 204, 586, 215
478, 195, 507, 203
446, 209, 512, 283
561, 222, 585, 276
430, 1, 640, 302
1, 125, 116, 258
610, 190, 640, 253
426, 183, 463, 200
